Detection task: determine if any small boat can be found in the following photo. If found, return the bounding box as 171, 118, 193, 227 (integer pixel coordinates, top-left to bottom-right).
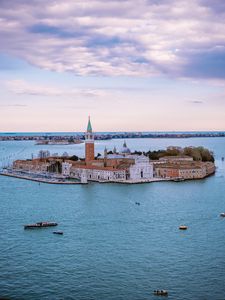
220, 213, 225, 217
222, 157, 224, 161
173, 178, 184, 182
53, 231, 63, 235
24, 222, 58, 229
154, 290, 168, 296
179, 225, 188, 230
135, 202, 140, 205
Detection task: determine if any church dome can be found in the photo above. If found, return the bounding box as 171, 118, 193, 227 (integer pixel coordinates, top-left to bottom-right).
121, 141, 131, 154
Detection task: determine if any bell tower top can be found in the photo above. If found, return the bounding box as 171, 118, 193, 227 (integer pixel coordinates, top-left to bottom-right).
87, 116, 92, 133
85, 116, 94, 141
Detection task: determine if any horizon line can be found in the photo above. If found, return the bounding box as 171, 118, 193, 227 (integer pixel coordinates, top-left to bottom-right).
1, 130, 225, 134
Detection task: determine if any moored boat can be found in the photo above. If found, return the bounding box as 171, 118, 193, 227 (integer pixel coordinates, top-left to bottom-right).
173, 178, 185, 182
179, 225, 188, 230
24, 222, 58, 229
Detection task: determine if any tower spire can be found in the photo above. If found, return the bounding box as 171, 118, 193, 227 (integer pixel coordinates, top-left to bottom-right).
87, 116, 92, 133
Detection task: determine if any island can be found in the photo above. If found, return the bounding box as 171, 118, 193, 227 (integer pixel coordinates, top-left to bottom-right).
35, 138, 83, 145
0, 117, 215, 184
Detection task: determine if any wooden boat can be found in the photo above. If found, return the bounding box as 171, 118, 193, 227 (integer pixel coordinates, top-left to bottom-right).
53, 231, 63, 235
154, 290, 168, 296
24, 222, 58, 229
179, 225, 188, 230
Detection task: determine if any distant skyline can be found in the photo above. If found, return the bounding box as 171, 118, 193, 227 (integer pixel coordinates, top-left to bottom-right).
0, 0, 225, 132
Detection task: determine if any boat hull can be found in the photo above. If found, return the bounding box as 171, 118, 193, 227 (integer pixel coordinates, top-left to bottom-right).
24, 222, 58, 229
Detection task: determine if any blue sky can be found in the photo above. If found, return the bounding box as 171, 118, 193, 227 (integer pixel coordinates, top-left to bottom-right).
0, 0, 225, 132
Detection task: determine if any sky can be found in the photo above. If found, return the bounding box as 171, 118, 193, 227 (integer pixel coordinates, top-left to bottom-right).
0, 0, 225, 132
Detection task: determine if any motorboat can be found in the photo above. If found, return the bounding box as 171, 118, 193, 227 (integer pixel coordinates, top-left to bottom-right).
154, 290, 168, 296
24, 222, 58, 229
220, 213, 225, 217
53, 231, 63, 235
179, 225, 188, 230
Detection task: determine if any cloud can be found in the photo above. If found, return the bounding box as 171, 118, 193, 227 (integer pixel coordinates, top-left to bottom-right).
4, 79, 108, 97
0, 0, 225, 78
0, 104, 28, 107
189, 100, 204, 104
5, 79, 62, 96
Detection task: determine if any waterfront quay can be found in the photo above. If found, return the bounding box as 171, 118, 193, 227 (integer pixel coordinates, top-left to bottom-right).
0, 169, 85, 185
0, 169, 170, 185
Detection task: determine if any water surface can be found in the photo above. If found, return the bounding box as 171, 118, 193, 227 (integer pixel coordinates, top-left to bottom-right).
0, 137, 225, 300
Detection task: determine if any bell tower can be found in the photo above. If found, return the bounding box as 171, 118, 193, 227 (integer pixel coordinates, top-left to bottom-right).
85, 116, 95, 163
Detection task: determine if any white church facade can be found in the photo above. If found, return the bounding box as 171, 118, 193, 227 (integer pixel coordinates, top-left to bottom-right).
129, 155, 153, 180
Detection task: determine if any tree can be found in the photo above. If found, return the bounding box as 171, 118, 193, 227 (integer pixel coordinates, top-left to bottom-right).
69, 155, 79, 161
183, 146, 214, 162
132, 151, 142, 155
95, 153, 101, 159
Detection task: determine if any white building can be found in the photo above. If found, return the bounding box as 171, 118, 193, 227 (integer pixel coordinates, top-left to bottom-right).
128, 154, 153, 180
62, 162, 72, 176
70, 166, 126, 182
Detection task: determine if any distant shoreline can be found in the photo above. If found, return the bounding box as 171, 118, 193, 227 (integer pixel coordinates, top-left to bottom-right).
1, 132, 225, 141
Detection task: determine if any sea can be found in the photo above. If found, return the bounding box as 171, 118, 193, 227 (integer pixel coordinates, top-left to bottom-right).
0, 135, 225, 300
